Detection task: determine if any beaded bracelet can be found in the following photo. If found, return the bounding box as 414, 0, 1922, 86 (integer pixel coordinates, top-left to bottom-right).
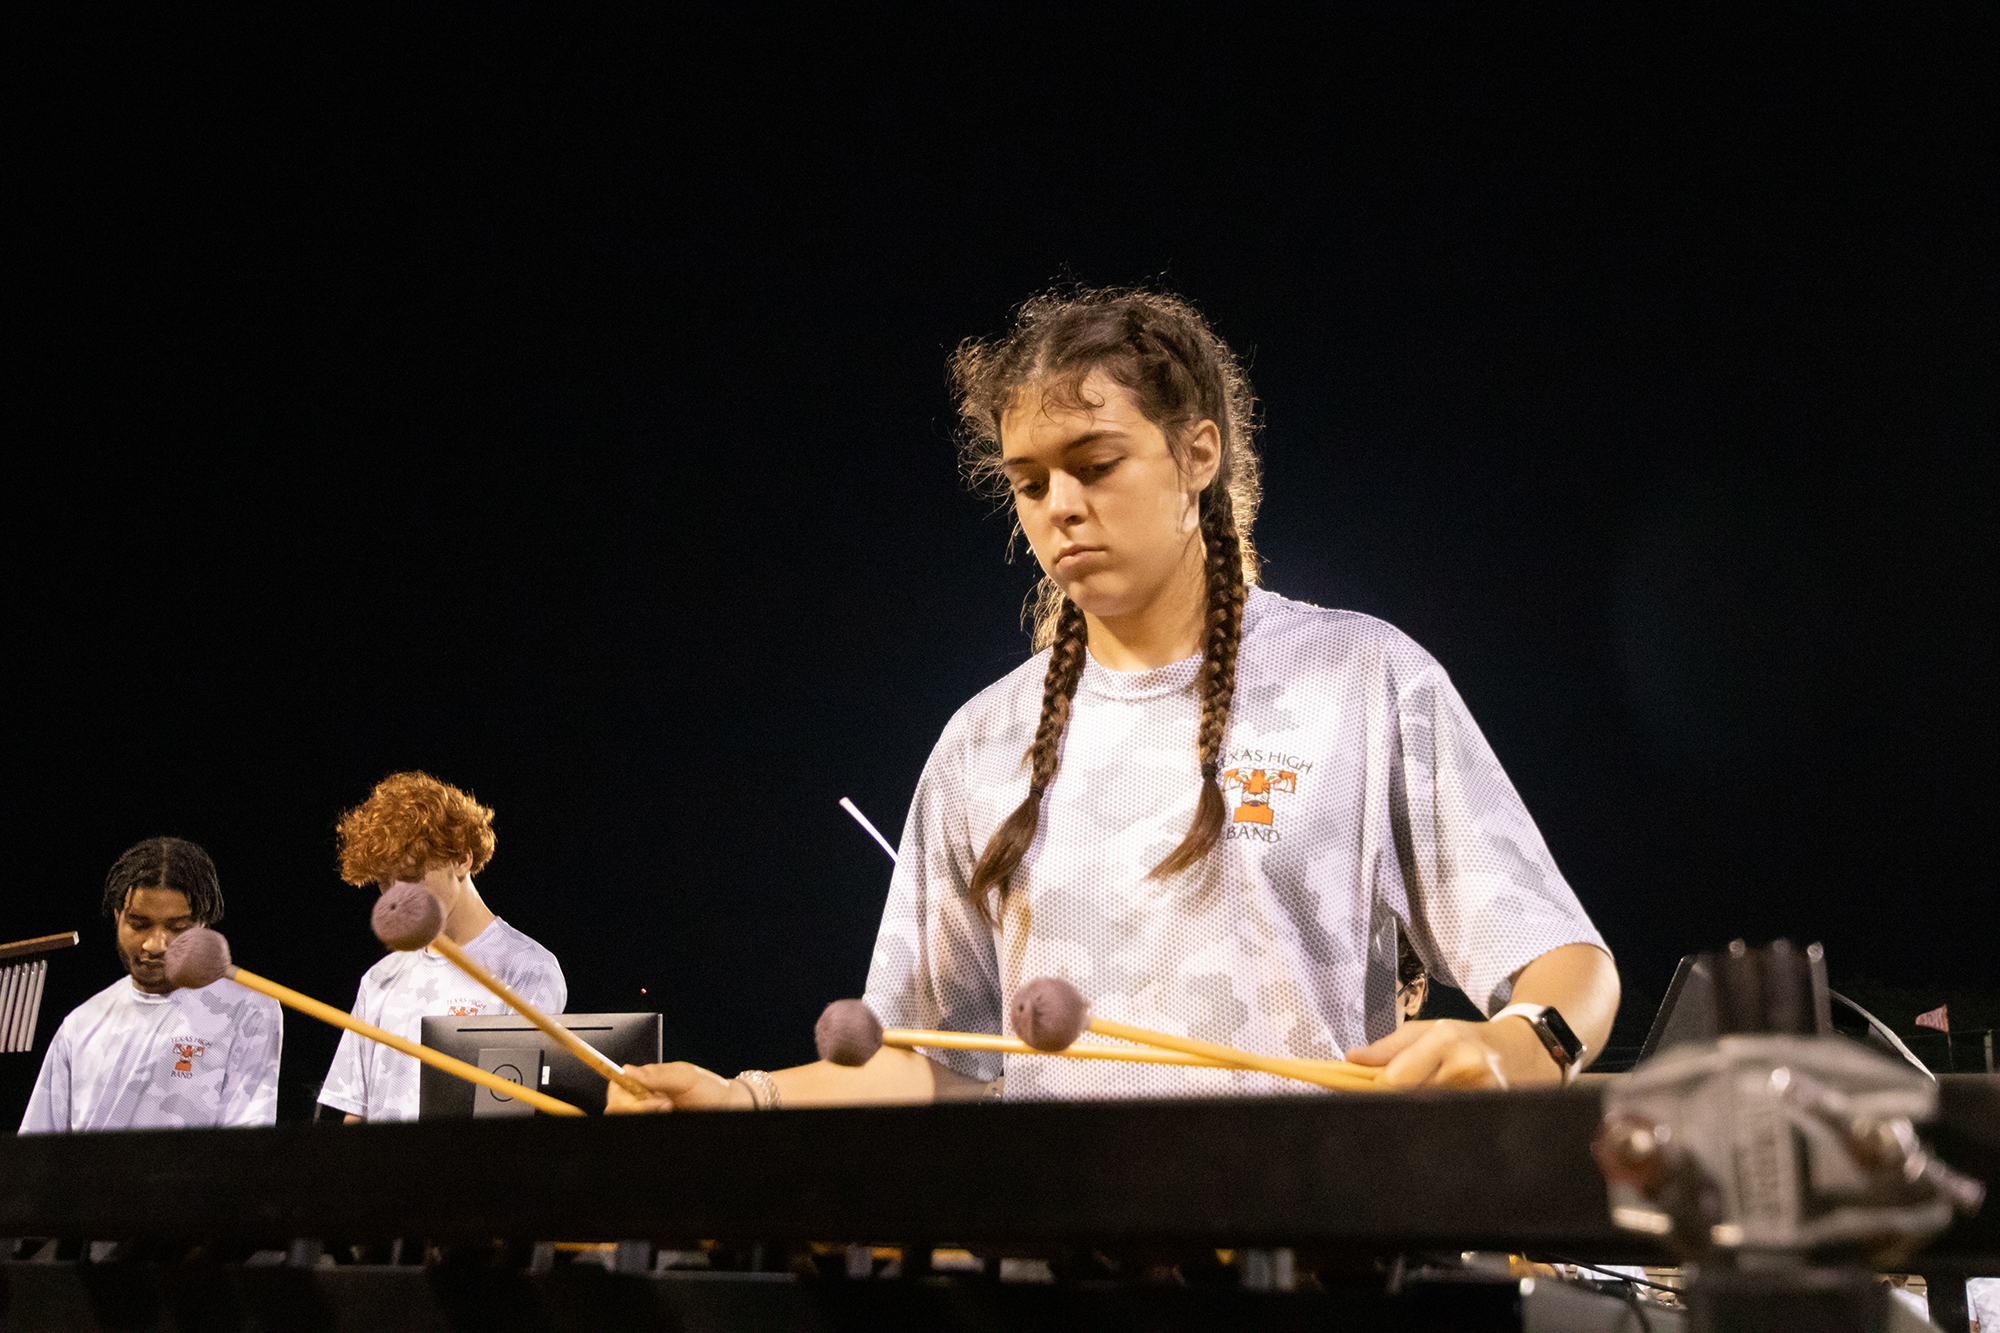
735, 1069, 782, 1109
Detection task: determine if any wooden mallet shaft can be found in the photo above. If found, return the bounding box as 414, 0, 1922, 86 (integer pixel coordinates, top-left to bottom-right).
887, 1028, 1218, 1065
1085, 1015, 1378, 1092
229, 965, 585, 1117
426, 936, 652, 1099
0, 931, 81, 963
882, 1028, 1379, 1089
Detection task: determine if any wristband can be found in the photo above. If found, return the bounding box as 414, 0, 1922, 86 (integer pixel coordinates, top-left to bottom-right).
1492, 1003, 1584, 1084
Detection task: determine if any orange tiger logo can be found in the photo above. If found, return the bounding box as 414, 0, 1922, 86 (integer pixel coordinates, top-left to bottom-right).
1221, 768, 1298, 825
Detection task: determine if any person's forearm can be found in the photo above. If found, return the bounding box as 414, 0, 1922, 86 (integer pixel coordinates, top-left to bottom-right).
757, 1046, 990, 1108
1494, 942, 1621, 1080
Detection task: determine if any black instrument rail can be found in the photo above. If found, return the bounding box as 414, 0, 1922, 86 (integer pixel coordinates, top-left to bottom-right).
4, 1080, 1994, 1270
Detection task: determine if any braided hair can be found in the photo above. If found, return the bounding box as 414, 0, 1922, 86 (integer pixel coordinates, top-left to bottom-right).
951, 287, 1262, 924
101, 836, 224, 925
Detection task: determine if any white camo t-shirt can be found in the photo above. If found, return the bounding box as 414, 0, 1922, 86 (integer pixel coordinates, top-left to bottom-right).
19, 975, 282, 1132
318, 917, 565, 1122
864, 586, 1608, 1099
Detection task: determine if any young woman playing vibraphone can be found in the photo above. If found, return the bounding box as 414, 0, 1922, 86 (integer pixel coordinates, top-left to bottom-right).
609, 287, 1620, 1112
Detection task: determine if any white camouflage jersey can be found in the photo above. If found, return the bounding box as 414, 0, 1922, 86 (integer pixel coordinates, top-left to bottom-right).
864, 586, 1608, 1099
1968, 1278, 1999, 1331
19, 976, 282, 1132
319, 917, 565, 1122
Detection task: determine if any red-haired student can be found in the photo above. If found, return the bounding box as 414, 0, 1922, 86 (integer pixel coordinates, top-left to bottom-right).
318, 772, 566, 1123
609, 288, 1619, 1113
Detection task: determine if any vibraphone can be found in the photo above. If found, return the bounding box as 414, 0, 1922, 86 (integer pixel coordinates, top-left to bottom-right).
3, 1079, 1995, 1331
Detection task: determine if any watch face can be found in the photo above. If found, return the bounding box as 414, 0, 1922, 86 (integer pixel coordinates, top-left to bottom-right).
1541, 1006, 1584, 1062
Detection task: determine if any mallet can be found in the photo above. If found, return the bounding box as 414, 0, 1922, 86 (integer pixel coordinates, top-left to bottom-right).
1011, 977, 1380, 1091
815, 999, 1378, 1089
819, 1002, 1323, 1069
163, 928, 584, 1116
372, 884, 652, 1099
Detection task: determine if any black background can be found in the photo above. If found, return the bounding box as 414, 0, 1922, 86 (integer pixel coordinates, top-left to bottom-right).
8, 5, 1994, 1122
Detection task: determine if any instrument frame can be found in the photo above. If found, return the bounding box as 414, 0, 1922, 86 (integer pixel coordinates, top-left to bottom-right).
3, 1079, 1993, 1270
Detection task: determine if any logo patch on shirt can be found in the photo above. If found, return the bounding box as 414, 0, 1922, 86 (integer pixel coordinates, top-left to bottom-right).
1219, 750, 1314, 843
447, 1001, 484, 1017
170, 1042, 207, 1077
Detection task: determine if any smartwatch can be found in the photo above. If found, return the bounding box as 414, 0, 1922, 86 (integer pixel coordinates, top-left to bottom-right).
1492, 1003, 1585, 1084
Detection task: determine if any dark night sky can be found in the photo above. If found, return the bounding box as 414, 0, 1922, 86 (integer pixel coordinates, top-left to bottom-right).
7, 6, 1994, 1121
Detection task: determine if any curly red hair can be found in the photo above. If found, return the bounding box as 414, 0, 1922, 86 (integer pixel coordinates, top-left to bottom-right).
336, 772, 496, 888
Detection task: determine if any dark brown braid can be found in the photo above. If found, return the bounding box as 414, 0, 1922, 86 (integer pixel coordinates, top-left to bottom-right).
951, 286, 1264, 923
968, 596, 1088, 924
1151, 494, 1249, 877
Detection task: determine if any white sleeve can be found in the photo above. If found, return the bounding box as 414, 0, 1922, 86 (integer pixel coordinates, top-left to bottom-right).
317, 983, 372, 1118
862, 711, 1004, 1081
505, 950, 567, 1016
1392, 660, 1609, 1014
220, 996, 282, 1127
17, 1025, 72, 1134
1965, 1278, 2000, 1329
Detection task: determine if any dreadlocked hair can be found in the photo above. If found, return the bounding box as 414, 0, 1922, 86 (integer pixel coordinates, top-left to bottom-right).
102, 836, 224, 925
952, 286, 1262, 925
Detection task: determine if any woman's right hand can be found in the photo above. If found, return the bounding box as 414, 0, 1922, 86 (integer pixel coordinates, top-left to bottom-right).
605, 1062, 747, 1114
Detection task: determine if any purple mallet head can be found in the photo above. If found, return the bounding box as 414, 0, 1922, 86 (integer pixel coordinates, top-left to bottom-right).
164, 928, 233, 991
1012, 977, 1089, 1051
815, 999, 884, 1067
372, 882, 445, 952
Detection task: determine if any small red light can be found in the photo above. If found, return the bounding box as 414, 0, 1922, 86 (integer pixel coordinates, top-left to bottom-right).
640, 988, 648, 994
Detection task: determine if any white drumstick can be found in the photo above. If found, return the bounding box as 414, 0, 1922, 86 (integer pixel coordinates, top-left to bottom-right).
839, 797, 899, 864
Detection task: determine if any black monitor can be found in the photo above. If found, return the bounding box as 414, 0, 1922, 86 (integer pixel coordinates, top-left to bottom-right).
1637, 953, 1715, 1061
419, 1012, 662, 1118
1637, 951, 1932, 1077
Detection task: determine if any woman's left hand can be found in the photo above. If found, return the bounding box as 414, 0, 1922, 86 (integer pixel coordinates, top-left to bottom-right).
1348, 943, 1620, 1088
1345, 1017, 1555, 1089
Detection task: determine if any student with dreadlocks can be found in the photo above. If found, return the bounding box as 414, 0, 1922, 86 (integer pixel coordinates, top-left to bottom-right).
20, 837, 282, 1132
609, 287, 1618, 1111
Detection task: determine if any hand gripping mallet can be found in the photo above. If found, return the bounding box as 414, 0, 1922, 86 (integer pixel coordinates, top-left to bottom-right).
372, 884, 652, 1099
162, 927, 584, 1116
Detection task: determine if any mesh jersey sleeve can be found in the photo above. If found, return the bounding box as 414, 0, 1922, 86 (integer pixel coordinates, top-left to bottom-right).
500, 950, 566, 1016
862, 709, 1005, 1081
317, 982, 373, 1118
1390, 659, 1609, 1014
17, 1024, 73, 1133
219, 996, 282, 1127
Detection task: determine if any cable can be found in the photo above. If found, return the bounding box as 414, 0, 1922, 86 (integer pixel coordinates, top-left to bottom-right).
1533, 1255, 1679, 1294
1521, 1255, 1664, 1332
1828, 990, 1935, 1080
